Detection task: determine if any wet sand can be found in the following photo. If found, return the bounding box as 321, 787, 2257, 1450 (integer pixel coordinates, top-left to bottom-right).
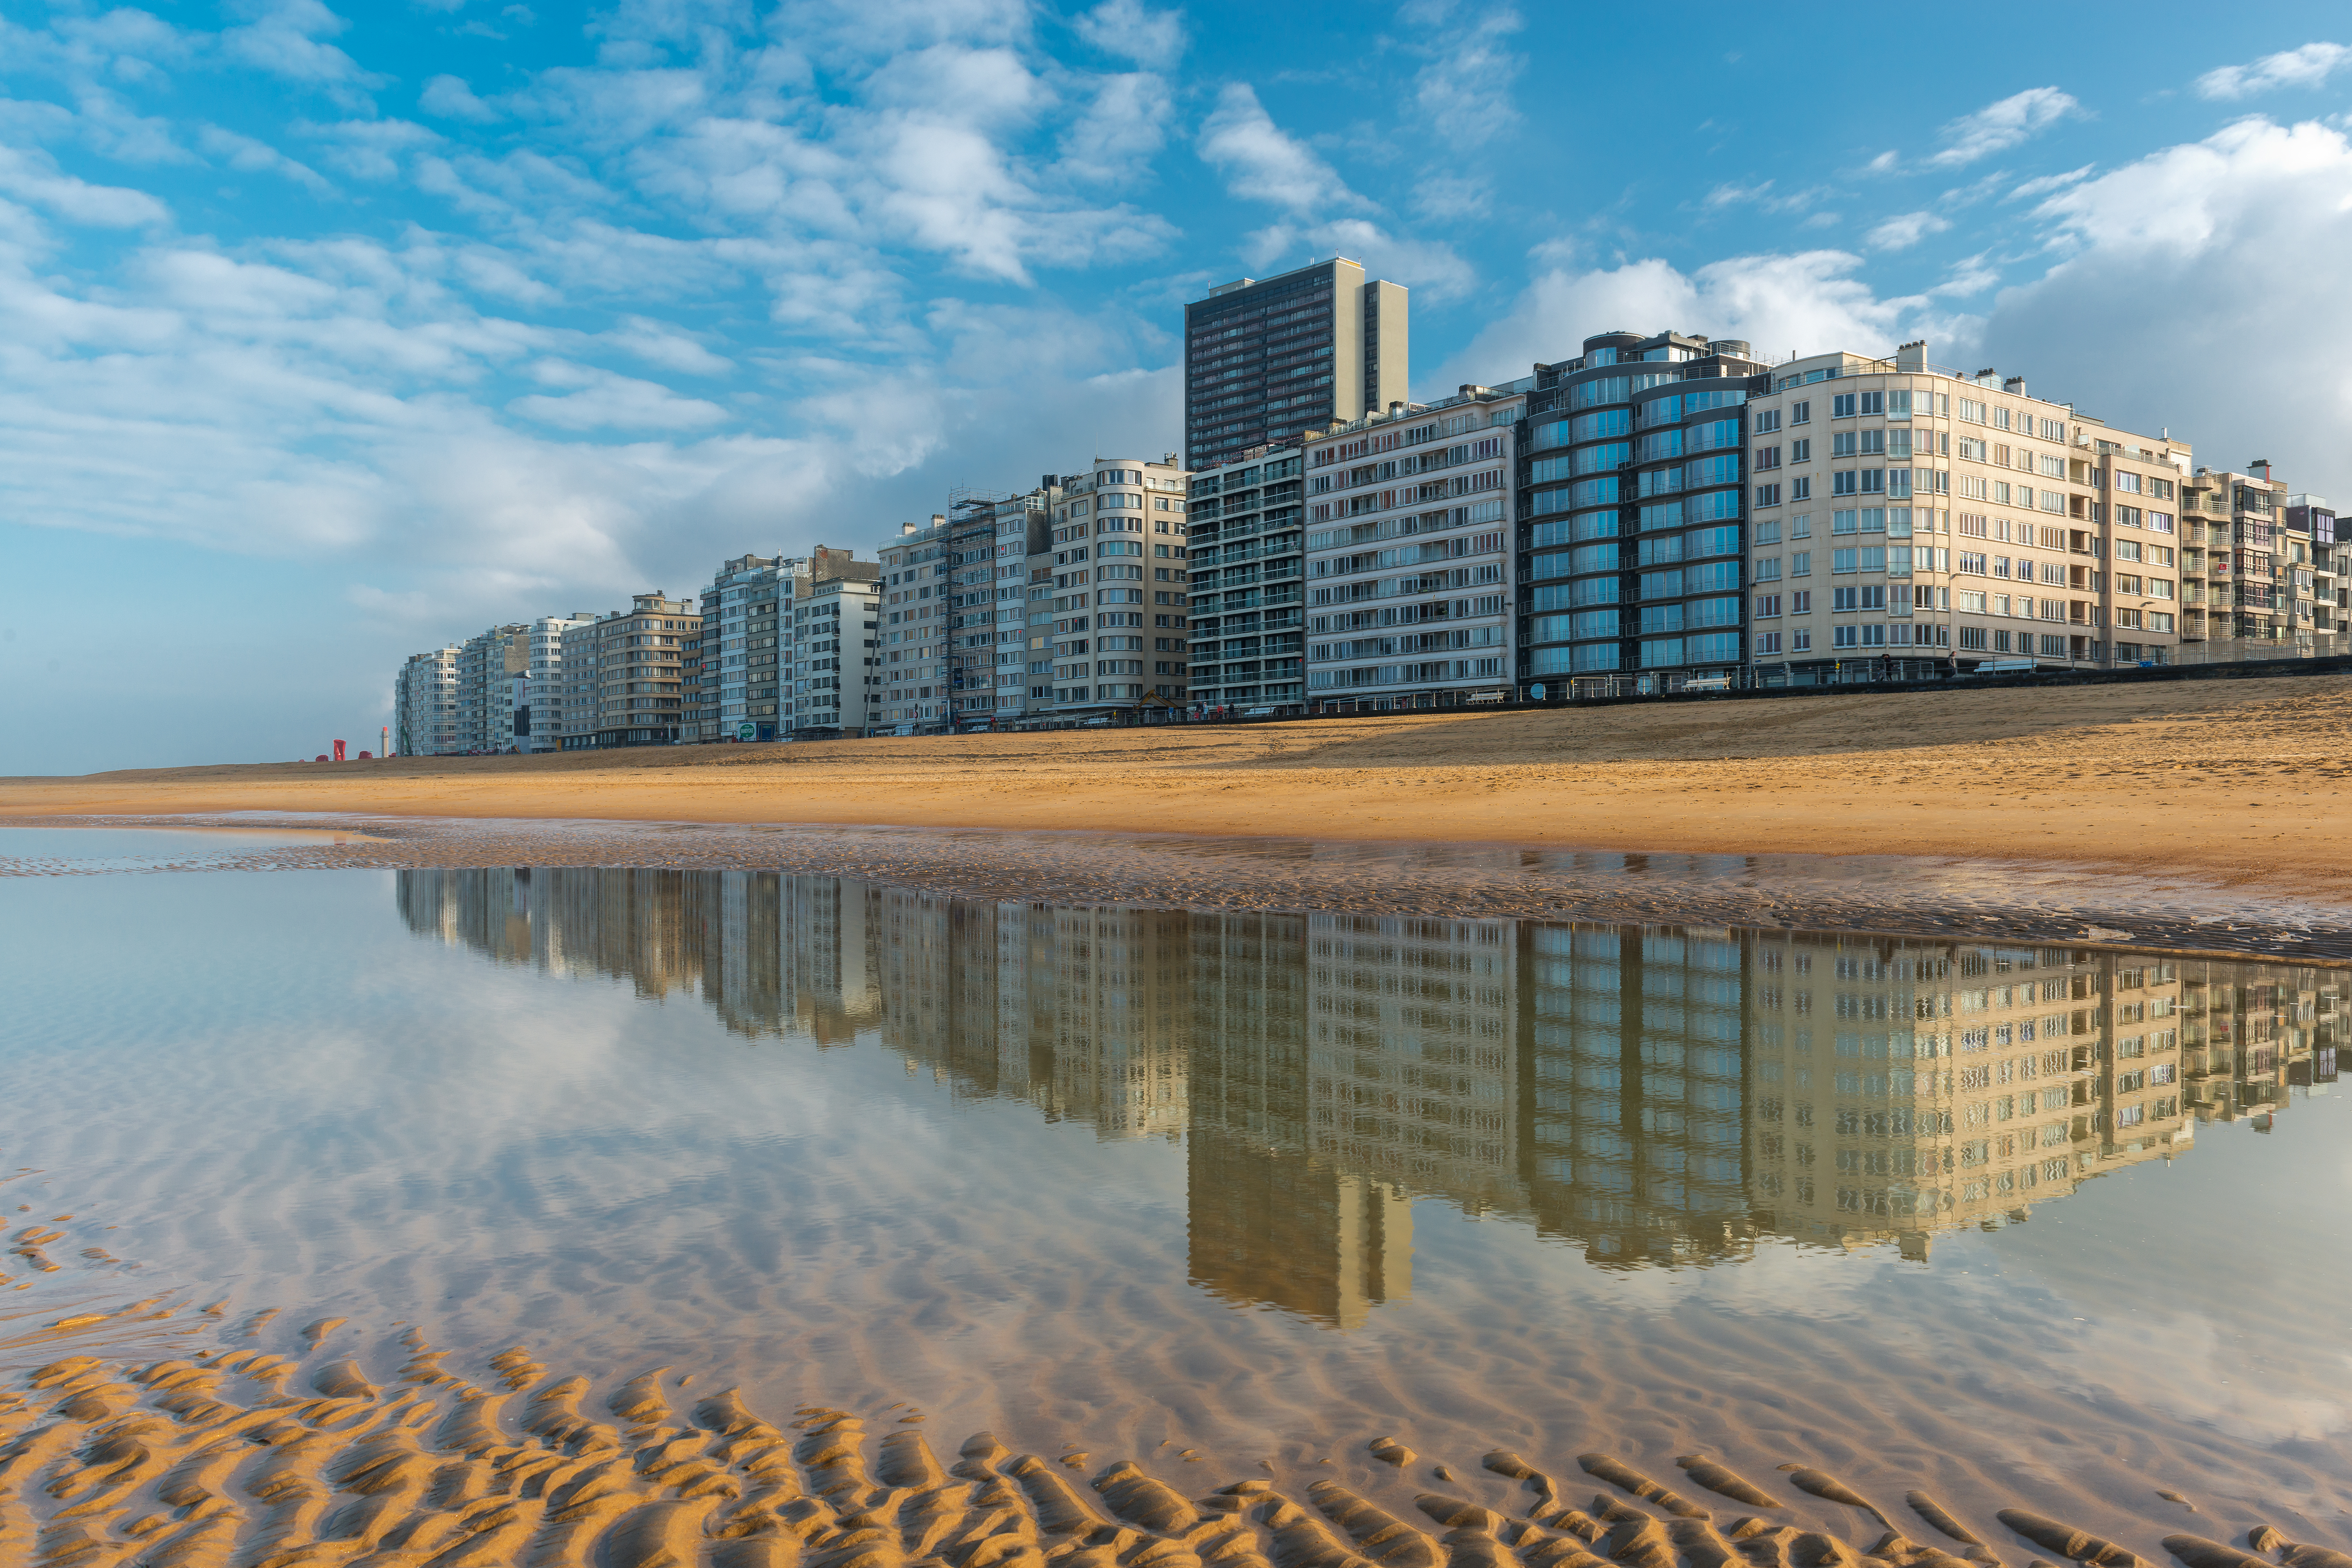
9, 678, 2352, 910
4, 816, 2347, 963
5, 1294, 2344, 1568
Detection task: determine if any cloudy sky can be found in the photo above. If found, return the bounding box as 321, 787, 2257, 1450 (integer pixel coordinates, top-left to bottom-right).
5, 1, 2352, 770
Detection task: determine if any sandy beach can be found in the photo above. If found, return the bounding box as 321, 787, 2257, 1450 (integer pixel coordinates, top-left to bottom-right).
9, 677, 2352, 908
4, 1301, 2335, 1568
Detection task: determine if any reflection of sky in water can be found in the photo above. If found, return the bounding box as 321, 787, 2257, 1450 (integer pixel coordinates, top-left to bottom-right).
2, 846, 2348, 1544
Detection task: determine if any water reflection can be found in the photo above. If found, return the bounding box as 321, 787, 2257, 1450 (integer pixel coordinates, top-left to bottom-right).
395, 869, 2345, 1324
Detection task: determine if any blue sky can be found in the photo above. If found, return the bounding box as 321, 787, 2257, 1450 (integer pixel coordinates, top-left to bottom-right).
6, 0, 2352, 771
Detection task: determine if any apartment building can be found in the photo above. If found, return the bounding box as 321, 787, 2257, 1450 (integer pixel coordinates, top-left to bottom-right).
878, 516, 952, 733
786, 572, 881, 738
941, 486, 1056, 729
1037, 457, 1192, 720
2282, 493, 2344, 655
554, 592, 700, 748
1185, 445, 1303, 713
1515, 330, 1770, 697
2176, 464, 2339, 662
454, 622, 529, 752
520, 613, 595, 752
393, 646, 459, 756
1186, 258, 1408, 472
705, 553, 802, 742
1303, 382, 1523, 711
1743, 343, 2192, 684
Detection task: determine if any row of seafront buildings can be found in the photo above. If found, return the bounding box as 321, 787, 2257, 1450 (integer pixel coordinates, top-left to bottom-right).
394, 258, 2349, 751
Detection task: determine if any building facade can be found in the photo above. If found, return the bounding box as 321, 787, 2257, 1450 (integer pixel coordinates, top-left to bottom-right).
878, 517, 952, 733
1303, 382, 1524, 711
1186, 445, 1302, 713
394, 646, 459, 756
557, 593, 700, 749
2282, 492, 2343, 656
1037, 457, 1191, 720
1185, 259, 1408, 474
943, 487, 1056, 729
786, 572, 881, 738
1516, 330, 1768, 698
455, 623, 529, 753
521, 613, 595, 752
705, 553, 798, 742
2177, 464, 2339, 663
1746, 344, 2192, 684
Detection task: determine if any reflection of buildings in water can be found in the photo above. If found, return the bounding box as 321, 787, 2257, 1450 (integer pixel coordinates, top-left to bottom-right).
1742, 937, 2346, 1253
1522, 927, 1753, 1268
1185, 913, 1413, 1329
395, 869, 2345, 1309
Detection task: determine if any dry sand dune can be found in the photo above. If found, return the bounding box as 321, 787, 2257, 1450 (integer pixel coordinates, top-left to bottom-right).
12, 677, 2352, 904
3, 1316, 2334, 1568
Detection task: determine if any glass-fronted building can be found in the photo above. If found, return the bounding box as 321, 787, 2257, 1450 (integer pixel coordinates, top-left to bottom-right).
1518, 331, 1768, 697
1187, 448, 1305, 712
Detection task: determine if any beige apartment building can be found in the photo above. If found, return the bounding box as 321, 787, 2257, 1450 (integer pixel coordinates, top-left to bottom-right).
555, 592, 700, 748
1036, 456, 1193, 720
2175, 463, 2344, 661
877, 515, 952, 732
1747, 343, 2192, 682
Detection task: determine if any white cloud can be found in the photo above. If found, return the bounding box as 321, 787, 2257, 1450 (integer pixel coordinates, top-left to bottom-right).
1408, 0, 1523, 146
0, 145, 171, 227
2195, 42, 2352, 100
2007, 163, 2094, 200
220, 0, 380, 98
1927, 87, 2081, 168
1057, 71, 1171, 186
1071, 0, 1184, 70
1240, 216, 1473, 301
1866, 210, 1951, 251
508, 359, 733, 430
604, 314, 732, 376
1991, 114, 2352, 500
419, 73, 500, 123
197, 125, 332, 191
301, 117, 439, 181
1705, 179, 1834, 215
1196, 83, 1361, 216
1434, 249, 1980, 394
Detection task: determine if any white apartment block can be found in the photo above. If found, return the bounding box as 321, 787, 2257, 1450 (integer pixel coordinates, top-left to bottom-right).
521, 613, 595, 752
1035, 458, 1192, 719
394, 646, 459, 756
947, 486, 1056, 728
1302, 383, 1523, 711
1746, 343, 2191, 683
786, 574, 881, 736
878, 515, 953, 732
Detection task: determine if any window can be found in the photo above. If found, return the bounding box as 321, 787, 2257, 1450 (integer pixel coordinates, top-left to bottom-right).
1791, 476, 1812, 501
1833, 471, 1858, 496
1831, 586, 1858, 612
1831, 432, 1858, 459
1755, 446, 1781, 470
1757, 631, 1782, 654
1789, 439, 1811, 463
1755, 594, 1782, 617
1792, 628, 1812, 652
1791, 551, 1811, 577
1959, 626, 1987, 650
1791, 401, 1810, 424
1791, 590, 1811, 613
1832, 393, 1857, 418
1755, 483, 1782, 507
1831, 548, 1857, 573
1833, 624, 1858, 648
1754, 408, 1782, 434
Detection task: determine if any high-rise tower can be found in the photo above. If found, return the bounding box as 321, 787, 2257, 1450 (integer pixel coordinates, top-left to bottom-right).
1184, 258, 1407, 472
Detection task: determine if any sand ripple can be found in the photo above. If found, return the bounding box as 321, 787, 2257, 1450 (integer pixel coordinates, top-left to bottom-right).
2, 1314, 2342, 1568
